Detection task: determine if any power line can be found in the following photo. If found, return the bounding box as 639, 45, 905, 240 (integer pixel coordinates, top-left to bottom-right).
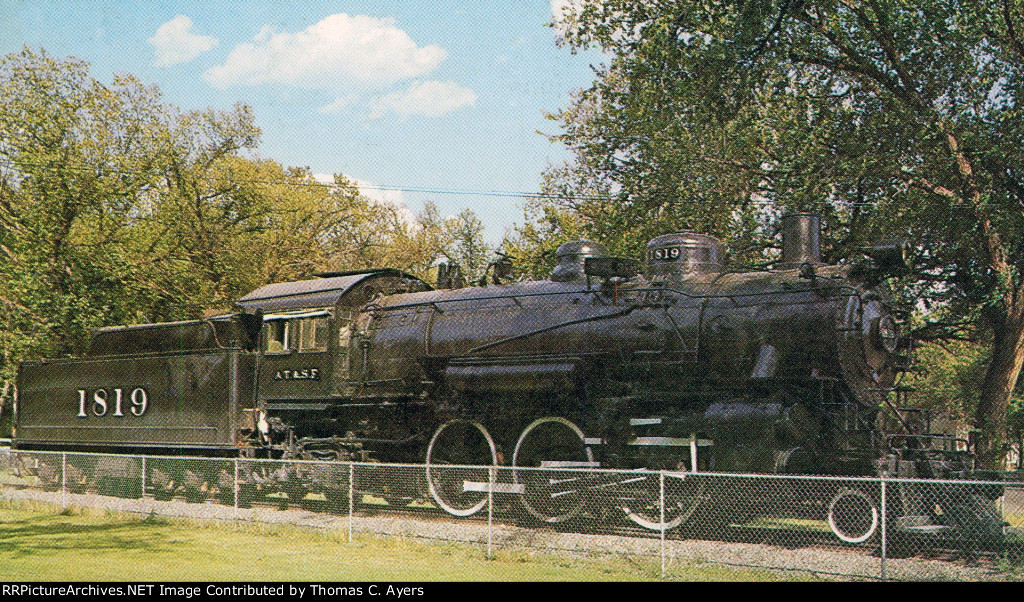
0, 157, 985, 209
347, 182, 556, 200
0, 157, 564, 200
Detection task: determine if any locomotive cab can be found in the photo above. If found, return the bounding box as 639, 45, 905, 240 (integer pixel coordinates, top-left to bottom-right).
236, 269, 432, 406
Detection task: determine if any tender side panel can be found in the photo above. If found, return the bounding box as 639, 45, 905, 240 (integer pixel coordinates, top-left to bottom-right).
15, 351, 254, 449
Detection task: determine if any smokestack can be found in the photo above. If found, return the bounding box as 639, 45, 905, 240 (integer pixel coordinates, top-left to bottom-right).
779, 213, 821, 268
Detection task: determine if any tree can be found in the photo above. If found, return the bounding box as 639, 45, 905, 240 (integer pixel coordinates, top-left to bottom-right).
149, 161, 490, 313
907, 339, 1024, 469
0, 48, 489, 406
0, 48, 183, 365
543, 1, 1024, 466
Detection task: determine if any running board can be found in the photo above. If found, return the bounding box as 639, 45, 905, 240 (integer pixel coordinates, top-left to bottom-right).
462, 482, 526, 494
539, 460, 602, 468
902, 525, 955, 535
628, 436, 713, 447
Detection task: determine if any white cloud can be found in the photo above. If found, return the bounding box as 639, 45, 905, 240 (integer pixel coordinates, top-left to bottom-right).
316, 95, 357, 115
313, 174, 417, 225
551, 0, 574, 21
368, 80, 477, 120
352, 178, 417, 225
550, 0, 587, 38
551, 0, 589, 19
202, 13, 446, 92
148, 15, 218, 67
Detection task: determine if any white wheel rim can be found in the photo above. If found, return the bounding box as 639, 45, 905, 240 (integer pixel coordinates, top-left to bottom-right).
621, 469, 704, 531
828, 488, 879, 544
512, 416, 593, 523
425, 419, 497, 517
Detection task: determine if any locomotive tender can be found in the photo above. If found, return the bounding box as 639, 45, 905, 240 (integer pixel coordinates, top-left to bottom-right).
13, 214, 998, 542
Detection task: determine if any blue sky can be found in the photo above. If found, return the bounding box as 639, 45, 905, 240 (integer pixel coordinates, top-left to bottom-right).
0, 1, 600, 243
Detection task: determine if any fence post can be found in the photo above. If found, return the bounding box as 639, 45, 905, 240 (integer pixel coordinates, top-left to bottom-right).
880, 478, 887, 582
487, 465, 495, 560
61, 452, 66, 510
660, 470, 666, 580
1000, 482, 1007, 538
348, 463, 354, 544
141, 456, 146, 499
234, 457, 239, 511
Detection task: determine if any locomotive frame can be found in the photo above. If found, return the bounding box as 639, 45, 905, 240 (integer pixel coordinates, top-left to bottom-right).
11, 214, 1005, 544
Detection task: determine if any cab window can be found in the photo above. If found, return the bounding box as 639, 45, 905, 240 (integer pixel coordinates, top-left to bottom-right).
337, 313, 353, 379
297, 316, 329, 352
265, 320, 290, 353
263, 310, 330, 354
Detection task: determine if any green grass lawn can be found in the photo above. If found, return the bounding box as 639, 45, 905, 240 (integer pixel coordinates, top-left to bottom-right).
0, 499, 812, 582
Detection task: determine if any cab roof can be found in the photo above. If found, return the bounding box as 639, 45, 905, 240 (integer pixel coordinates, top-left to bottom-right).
236, 269, 429, 313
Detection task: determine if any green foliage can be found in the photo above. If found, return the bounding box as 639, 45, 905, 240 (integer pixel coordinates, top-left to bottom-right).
905, 340, 990, 423
504, 193, 593, 279
0, 48, 185, 368
540, 0, 1024, 264
907, 338, 1024, 467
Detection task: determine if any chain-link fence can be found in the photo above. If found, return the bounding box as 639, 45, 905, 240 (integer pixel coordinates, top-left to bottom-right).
2, 449, 1021, 580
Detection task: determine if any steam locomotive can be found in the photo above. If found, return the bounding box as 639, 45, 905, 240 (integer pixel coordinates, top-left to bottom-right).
11, 214, 1000, 543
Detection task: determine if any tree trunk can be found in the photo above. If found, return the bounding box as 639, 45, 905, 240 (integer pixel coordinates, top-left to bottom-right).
975, 311, 1024, 469
1017, 432, 1023, 470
